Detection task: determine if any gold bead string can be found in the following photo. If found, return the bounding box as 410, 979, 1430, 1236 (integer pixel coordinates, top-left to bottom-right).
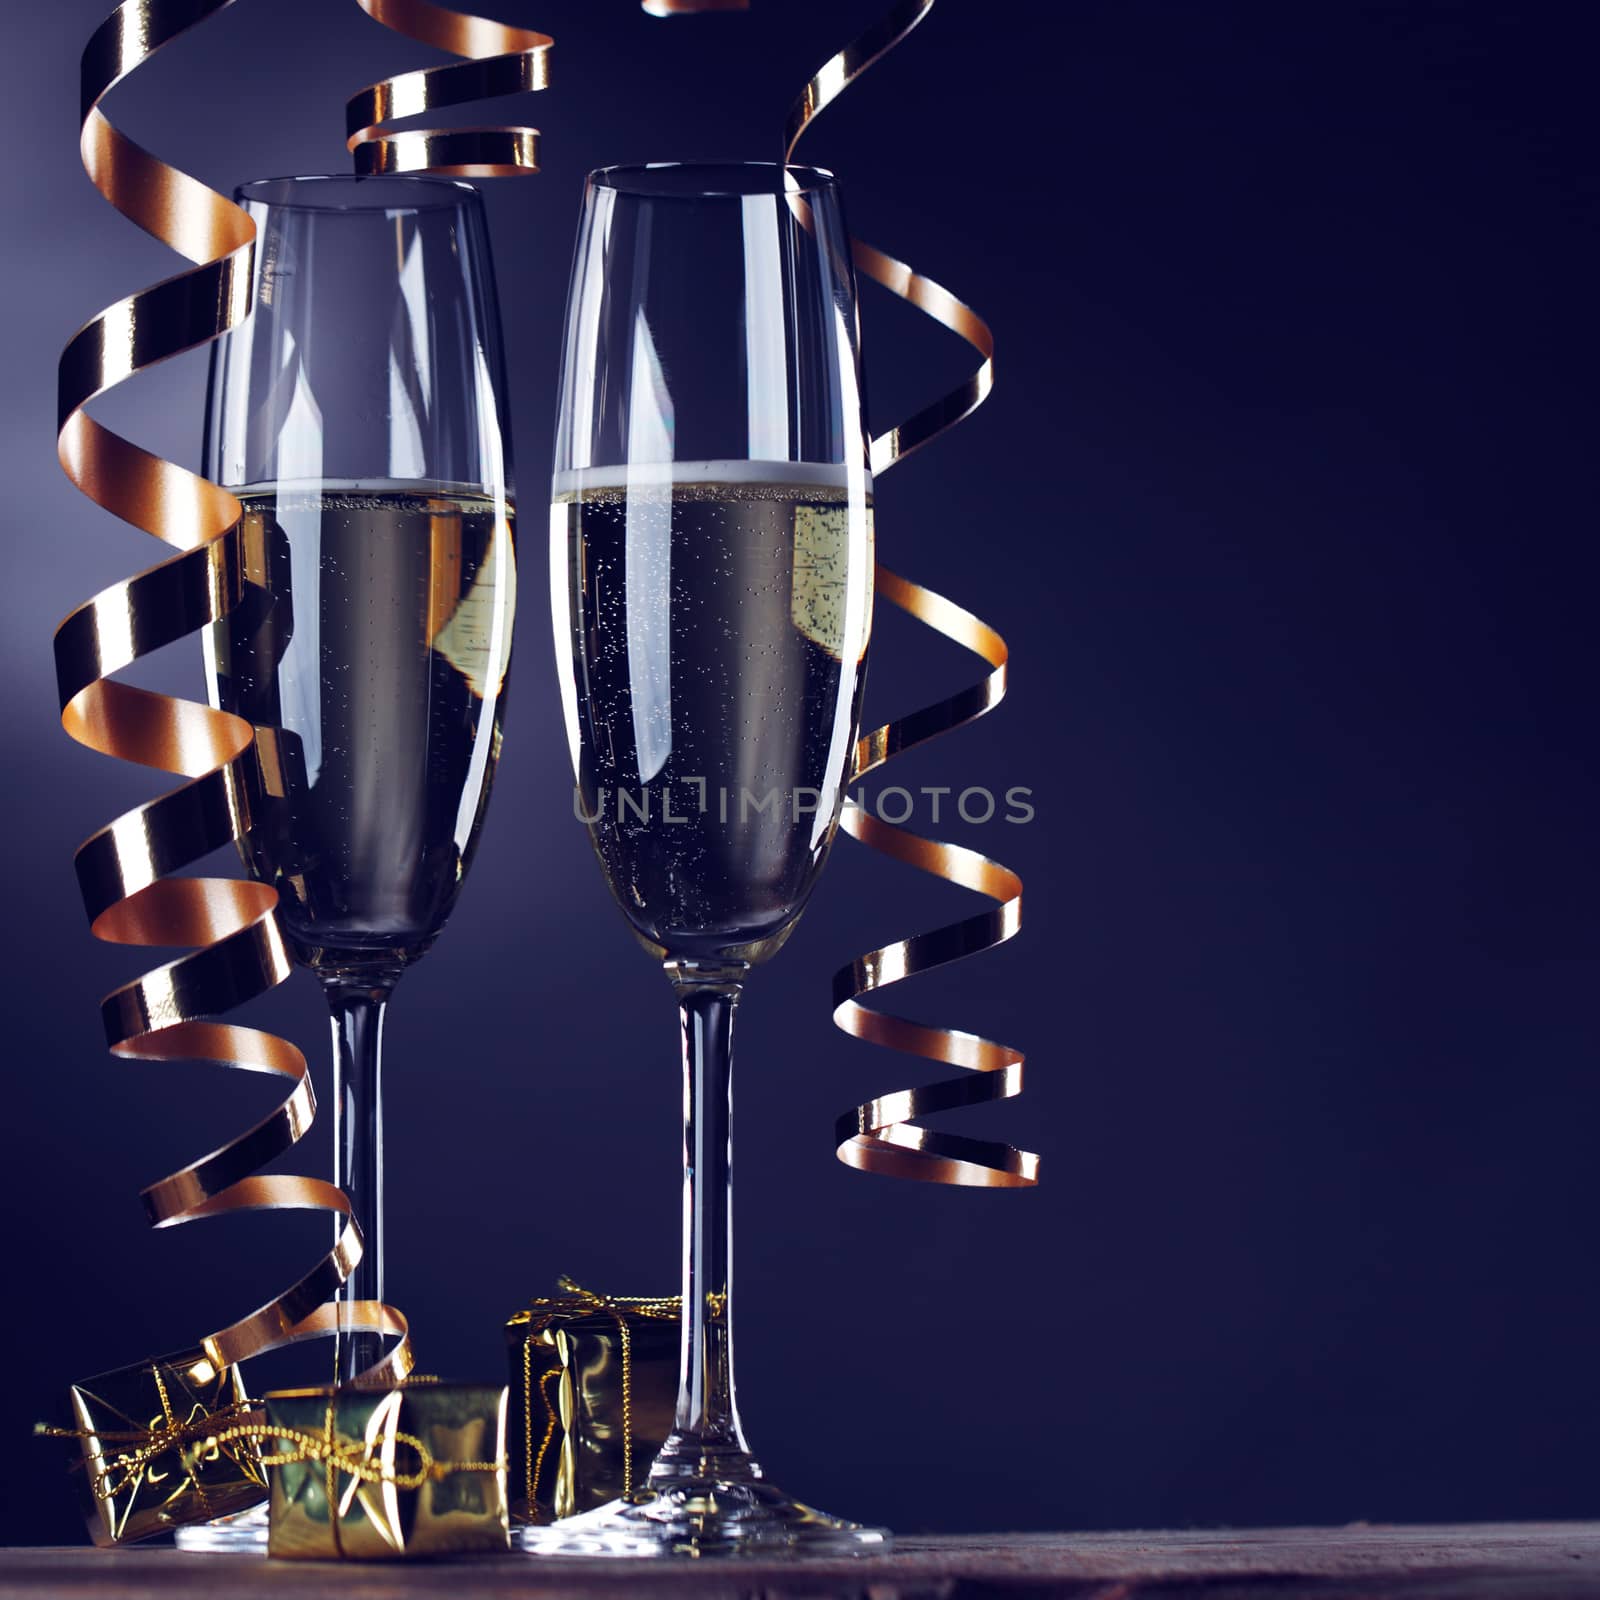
35, 1399, 260, 1504
203, 1420, 503, 1490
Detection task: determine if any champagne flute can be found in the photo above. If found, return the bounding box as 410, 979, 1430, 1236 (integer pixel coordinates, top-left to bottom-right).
521, 162, 884, 1557
180, 175, 516, 1549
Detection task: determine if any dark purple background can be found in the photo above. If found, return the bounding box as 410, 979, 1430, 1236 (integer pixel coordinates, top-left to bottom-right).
2, 0, 1596, 1547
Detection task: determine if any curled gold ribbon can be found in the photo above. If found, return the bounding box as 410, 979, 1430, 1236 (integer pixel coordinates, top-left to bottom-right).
348, 0, 551, 176
57, 0, 409, 1383
783, 2, 1034, 1187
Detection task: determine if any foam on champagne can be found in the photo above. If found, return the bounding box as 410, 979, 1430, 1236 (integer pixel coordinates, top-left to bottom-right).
552, 458, 869, 499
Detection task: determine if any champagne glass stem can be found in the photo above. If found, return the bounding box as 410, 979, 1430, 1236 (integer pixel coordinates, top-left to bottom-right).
325, 976, 395, 1383
658, 959, 752, 1482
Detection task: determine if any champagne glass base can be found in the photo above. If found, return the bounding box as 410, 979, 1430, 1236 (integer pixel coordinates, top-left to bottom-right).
515, 1480, 891, 1559
173, 1501, 269, 1553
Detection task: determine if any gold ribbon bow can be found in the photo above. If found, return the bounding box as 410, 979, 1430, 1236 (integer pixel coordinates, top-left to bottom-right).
532, 1276, 682, 1322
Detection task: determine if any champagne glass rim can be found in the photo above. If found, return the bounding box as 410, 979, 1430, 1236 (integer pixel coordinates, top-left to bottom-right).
588, 161, 839, 199
233, 174, 482, 213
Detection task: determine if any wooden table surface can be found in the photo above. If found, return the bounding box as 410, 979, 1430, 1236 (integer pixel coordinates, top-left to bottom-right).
4, 1524, 1600, 1598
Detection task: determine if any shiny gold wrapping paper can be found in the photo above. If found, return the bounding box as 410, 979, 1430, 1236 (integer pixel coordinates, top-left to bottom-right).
61, 1349, 266, 1547
505, 1285, 678, 1524
264, 1382, 509, 1559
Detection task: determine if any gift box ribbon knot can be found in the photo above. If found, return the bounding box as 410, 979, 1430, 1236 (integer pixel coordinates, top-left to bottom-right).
37, 1390, 260, 1510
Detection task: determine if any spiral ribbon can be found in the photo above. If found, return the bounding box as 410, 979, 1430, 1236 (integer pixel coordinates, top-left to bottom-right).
783, 1, 1036, 1187
347, 0, 551, 176
56, 0, 408, 1383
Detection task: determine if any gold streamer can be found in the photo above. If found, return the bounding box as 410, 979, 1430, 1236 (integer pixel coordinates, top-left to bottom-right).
784, 1, 1035, 1187
56, 0, 409, 1382
347, 0, 551, 176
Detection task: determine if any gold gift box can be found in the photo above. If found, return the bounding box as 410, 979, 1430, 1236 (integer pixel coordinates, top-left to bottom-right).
263, 1381, 509, 1559
59, 1348, 266, 1546
506, 1281, 679, 1523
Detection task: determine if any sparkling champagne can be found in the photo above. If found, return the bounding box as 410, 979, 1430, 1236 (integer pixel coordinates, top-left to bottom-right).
206, 483, 516, 970
552, 462, 872, 963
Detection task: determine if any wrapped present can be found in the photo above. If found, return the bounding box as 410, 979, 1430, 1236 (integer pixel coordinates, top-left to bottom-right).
263, 1379, 509, 1558
46, 1348, 266, 1546
505, 1279, 680, 1523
